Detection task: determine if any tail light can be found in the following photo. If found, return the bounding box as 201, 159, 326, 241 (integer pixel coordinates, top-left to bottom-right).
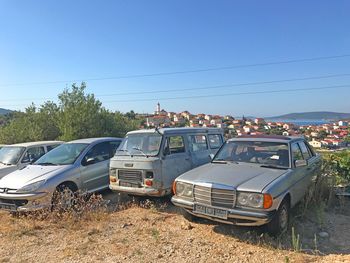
144, 179, 153, 186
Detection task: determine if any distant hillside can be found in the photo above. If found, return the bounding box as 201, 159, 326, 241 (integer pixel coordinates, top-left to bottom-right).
268, 111, 350, 120
0, 108, 12, 115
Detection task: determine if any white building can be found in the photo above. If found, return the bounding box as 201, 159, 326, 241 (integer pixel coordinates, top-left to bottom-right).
309, 139, 322, 148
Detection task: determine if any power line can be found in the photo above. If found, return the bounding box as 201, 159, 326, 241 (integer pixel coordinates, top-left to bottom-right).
1, 84, 348, 108
102, 84, 350, 103
97, 73, 350, 96
0, 54, 350, 87
1, 72, 350, 102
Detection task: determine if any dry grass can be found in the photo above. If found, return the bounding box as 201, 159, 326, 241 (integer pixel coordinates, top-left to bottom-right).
0, 194, 349, 262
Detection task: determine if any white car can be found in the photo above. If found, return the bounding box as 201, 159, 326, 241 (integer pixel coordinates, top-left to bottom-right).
0, 137, 122, 212
0, 141, 63, 179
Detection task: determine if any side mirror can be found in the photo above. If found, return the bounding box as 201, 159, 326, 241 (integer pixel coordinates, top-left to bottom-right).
22, 157, 30, 163
163, 147, 170, 156
295, 159, 307, 168
22, 153, 33, 163
84, 157, 96, 166
209, 154, 214, 160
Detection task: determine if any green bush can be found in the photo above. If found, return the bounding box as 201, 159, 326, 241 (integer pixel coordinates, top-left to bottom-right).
0, 83, 142, 144
322, 151, 350, 185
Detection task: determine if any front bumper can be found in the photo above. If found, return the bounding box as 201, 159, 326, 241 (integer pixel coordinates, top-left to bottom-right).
109, 184, 168, 197
171, 196, 275, 226
0, 191, 51, 212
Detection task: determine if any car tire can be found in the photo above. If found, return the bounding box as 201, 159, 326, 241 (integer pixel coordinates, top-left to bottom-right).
52, 184, 76, 211
267, 200, 289, 236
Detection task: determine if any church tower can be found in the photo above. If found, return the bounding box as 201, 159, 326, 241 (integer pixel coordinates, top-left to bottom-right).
155, 102, 161, 115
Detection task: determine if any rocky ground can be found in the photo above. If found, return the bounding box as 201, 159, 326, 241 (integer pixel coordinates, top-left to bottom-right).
0, 191, 349, 263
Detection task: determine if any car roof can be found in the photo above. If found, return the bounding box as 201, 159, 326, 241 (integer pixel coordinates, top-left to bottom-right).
67, 137, 123, 144
8, 141, 64, 147
127, 127, 223, 135
228, 135, 304, 143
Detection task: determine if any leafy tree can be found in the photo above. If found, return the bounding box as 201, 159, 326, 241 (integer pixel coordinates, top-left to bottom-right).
57, 82, 110, 141
0, 82, 141, 144
317, 130, 328, 140
125, 110, 136, 120
0, 103, 60, 144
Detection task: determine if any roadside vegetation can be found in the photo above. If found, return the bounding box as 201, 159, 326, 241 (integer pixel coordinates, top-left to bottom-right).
0, 82, 143, 144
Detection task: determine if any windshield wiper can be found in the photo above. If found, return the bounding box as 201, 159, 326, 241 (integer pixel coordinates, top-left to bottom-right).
132, 147, 149, 157
260, 164, 288, 170
212, 159, 227, 164
36, 162, 59, 166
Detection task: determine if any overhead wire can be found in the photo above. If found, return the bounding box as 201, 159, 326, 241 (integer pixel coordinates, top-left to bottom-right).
1, 72, 350, 102
0, 54, 349, 87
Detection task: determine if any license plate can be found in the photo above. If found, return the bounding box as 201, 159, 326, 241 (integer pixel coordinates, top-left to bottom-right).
119, 181, 139, 188
194, 204, 228, 219
0, 203, 16, 211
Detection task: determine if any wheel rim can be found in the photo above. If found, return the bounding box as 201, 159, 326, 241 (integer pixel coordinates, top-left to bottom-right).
279, 206, 288, 231
55, 187, 75, 210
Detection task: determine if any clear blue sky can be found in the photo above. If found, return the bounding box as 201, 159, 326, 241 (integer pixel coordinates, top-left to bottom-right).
0, 0, 349, 117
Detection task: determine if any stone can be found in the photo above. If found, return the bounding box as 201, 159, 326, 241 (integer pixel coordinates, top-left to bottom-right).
318, 231, 329, 238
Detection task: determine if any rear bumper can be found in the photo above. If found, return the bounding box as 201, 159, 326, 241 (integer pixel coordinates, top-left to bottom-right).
0, 192, 51, 212
171, 196, 275, 226
109, 184, 168, 197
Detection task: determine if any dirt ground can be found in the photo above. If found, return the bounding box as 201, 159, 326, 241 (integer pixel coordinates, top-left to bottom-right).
0, 191, 349, 263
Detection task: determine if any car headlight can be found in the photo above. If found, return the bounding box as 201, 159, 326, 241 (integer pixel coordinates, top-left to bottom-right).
17, 180, 46, 193
175, 182, 193, 198
237, 192, 264, 208
109, 168, 117, 177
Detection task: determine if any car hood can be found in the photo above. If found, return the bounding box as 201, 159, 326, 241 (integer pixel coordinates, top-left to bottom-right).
0, 165, 72, 189
177, 162, 288, 192
0, 164, 18, 179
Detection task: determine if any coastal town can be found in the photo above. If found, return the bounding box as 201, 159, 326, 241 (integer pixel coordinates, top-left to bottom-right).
144, 103, 350, 150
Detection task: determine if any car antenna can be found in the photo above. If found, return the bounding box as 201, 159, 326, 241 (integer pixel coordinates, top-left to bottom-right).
155, 126, 162, 135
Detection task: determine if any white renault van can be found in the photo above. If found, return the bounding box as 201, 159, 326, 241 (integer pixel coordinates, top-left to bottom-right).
109, 127, 224, 196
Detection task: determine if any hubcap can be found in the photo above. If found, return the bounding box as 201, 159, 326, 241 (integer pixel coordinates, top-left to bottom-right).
279, 206, 288, 231
56, 188, 75, 209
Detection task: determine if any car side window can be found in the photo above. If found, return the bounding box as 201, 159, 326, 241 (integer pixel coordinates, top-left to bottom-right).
208, 134, 222, 149
164, 136, 185, 155
189, 135, 208, 152
291, 143, 303, 164
305, 142, 315, 157
110, 141, 121, 157
298, 141, 311, 160
47, 144, 60, 152
83, 142, 110, 165
22, 146, 45, 163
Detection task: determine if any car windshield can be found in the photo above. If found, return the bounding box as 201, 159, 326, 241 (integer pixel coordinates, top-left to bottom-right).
213, 141, 290, 168
35, 143, 89, 165
116, 133, 163, 157
0, 146, 25, 165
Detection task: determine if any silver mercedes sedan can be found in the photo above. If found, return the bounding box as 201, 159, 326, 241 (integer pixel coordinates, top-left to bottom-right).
0, 137, 122, 212
172, 135, 322, 235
